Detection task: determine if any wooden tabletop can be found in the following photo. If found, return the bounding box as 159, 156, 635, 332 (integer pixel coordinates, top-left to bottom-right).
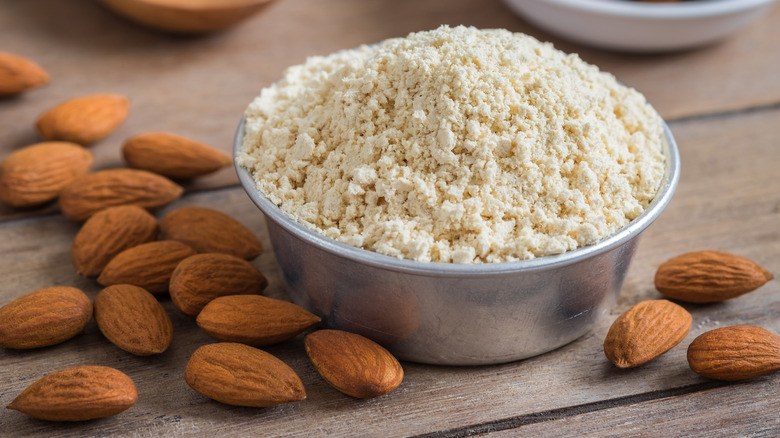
2, 0, 779, 436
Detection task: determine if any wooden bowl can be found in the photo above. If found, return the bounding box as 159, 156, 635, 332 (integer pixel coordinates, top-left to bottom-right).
98, 0, 275, 34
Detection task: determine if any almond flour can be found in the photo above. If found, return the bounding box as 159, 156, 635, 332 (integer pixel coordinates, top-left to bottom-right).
238, 25, 665, 263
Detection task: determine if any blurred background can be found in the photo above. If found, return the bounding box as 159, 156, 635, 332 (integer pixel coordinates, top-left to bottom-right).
2, 0, 778, 206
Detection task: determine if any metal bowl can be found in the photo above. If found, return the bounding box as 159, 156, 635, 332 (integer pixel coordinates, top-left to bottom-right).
234, 119, 680, 365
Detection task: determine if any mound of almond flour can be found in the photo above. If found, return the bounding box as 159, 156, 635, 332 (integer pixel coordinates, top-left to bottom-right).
238, 25, 665, 263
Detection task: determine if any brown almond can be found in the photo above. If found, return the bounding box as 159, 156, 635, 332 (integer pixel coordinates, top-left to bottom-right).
655, 250, 773, 303
184, 342, 306, 407
305, 329, 403, 398
0, 142, 93, 208
197, 295, 320, 346
603, 299, 692, 368
122, 132, 232, 179
0, 52, 49, 95
0, 287, 92, 349
71, 205, 158, 277
159, 206, 262, 260
35, 94, 129, 145
59, 168, 183, 222
687, 325, 780, 381
94, 284, 173, 355
170, 253, 268, 316
97, 240, 196, 294
7, 365, 137, 421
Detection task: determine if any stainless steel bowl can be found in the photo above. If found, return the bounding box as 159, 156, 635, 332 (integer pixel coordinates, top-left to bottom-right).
235, 119, 680, 365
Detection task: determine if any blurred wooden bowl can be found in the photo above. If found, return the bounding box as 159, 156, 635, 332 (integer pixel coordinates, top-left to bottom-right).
98, 0, 275, 34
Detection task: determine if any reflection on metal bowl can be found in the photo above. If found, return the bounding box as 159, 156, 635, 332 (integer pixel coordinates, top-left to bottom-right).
235, 119, 680, 365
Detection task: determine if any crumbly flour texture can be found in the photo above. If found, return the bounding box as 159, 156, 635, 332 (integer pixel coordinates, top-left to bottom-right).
238, 26, 665, 263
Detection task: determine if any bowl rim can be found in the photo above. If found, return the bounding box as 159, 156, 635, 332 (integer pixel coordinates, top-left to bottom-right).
235, 118, 680, 277
515, 0, 779, 19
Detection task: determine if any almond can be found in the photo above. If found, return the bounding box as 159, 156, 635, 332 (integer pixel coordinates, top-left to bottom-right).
687, 325, 780, 381
170, 253, 268, 316
0, 287, 92, 349
197, 295, 320, 346
0, 142, 93, 208
184, 342, 306, 407
305, 329, 404, 398
159, 206, 262, 260
122, 132, 232, 179
603, 299, 692, 368
0, 52, 49, 95
7, 365, 137, 421
94, 284, 173, 355
97, 240, 196, 294
59, 168, 183, 222
35, 94, 130, 145
71, 205, 158, 277
655, 250, 773, 303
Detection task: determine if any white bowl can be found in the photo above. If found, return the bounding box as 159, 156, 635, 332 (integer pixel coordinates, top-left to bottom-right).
501, 0, 778, 52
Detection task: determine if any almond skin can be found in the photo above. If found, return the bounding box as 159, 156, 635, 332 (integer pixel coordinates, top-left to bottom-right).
159, 206, 262, 260
687, 326, 780, 381
655, 251, 773, 303
0, 287, 92, 349
0, 52, 49, 95
170, 253, 268, 316
604, 299, 692, 368
59, 168, 183, 222
7, 365, 137, 421
94, 284, 173, 356
0, 142, 93, 208
305, 329, 404, 398
71, 205, 158, 277
197, 295, 320, 346
184, 342, 306, 407
122, 132, 232, 179
35, 94, 130, 145
97, 240, 197, 294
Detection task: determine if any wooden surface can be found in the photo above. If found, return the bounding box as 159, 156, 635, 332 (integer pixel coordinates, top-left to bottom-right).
1, 0, 779, 436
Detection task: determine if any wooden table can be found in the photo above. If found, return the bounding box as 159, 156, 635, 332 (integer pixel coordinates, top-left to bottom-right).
2, 0, 779, 436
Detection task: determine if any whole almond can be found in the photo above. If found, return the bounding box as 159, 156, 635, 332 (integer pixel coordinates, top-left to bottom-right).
94, 284, 173, 355
35, 94, 129, 145
197, 295, 320, 346
184, 342, 306, 407
688, 325, 780, 381
655, 250, 773, 303
604, 299, 692, 368
159, 206, 262, 260
305, 329, 404, 398
7, 365, 137, 421
98, 240, 196, 294
170, 253, 268, 316
122, 132, 232, 179
0, 287, 92, 349
72, 205, 158, 277
59, 168, 183, 222
0, 142, 93, 208
0, 52, 49, 95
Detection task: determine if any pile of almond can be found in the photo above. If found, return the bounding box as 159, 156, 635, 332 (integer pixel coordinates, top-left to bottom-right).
604, 250, 775, 381
0, 53, 404, 422
1, 51, 777, 423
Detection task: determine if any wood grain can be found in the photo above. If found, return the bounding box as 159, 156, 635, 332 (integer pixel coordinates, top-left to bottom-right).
1, 0, 779, 435
2, 0, 779, 219
485, 379, 780, 437
2, 107, 779, 435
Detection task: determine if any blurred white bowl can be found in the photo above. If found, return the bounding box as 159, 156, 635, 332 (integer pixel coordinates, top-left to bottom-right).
501, 0, 778, 52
